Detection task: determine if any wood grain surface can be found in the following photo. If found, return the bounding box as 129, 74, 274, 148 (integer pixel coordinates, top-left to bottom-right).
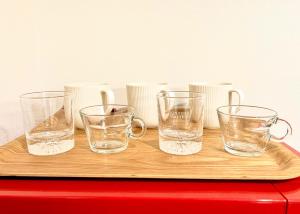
0, 129, 299, 180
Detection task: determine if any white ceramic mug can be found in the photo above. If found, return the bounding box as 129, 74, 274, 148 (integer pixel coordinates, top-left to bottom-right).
189, 82, 244, 129
64, 82, 115, 129
126, 83, 168, 128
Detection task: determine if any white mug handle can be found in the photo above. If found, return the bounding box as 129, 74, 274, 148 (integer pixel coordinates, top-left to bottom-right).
100, 89, 115, 105
228, 89, 244, 105
159, 90, 175, 121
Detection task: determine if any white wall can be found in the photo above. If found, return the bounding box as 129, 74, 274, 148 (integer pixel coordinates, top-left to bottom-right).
1, 0, 300, 149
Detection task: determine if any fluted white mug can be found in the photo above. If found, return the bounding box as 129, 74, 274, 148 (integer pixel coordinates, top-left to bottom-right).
64, 82, 115, 129
189, 83, 244, 129
126, 83, 168, 128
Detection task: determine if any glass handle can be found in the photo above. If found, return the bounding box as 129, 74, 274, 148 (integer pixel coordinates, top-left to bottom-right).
270, 118, 293, 142
129, 117, 147, 139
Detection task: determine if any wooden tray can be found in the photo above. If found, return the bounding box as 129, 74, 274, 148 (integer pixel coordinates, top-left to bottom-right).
0, 129, 300, 180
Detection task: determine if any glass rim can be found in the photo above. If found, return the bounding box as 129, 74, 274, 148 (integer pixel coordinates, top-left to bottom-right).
20, 91, 72, 99
157, 90, 206, 99
216, 105, 278, 119
79, 104, 135, 117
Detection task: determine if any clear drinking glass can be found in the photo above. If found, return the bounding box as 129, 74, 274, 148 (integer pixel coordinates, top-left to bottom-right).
20, 91, 74, 156
217, 105, 292, 157
80, 105, 146, 154
157, 91, 205, 155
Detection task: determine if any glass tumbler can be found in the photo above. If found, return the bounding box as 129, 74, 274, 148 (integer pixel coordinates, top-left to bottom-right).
80, 105, 146, 154
20, 91, 74, 156
217, 105, 292, 157
157, 91, 205, 155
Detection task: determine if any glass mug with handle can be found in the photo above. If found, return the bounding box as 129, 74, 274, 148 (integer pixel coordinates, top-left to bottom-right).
80, 105, 146, 154
217, 105, 292, 157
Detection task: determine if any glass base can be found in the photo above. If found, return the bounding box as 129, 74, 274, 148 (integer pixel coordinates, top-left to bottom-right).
27, 139, 74, 156
159, 139, 202, 155
90, 140, 128, 154
224, 142, 263, 157
158, 129, 202, 155
26, 130, 74, 156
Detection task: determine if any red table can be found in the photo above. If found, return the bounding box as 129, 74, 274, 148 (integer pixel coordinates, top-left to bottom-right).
1, 178, 299, 214
272, 144, 300, 214
0, 146, 299, 214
